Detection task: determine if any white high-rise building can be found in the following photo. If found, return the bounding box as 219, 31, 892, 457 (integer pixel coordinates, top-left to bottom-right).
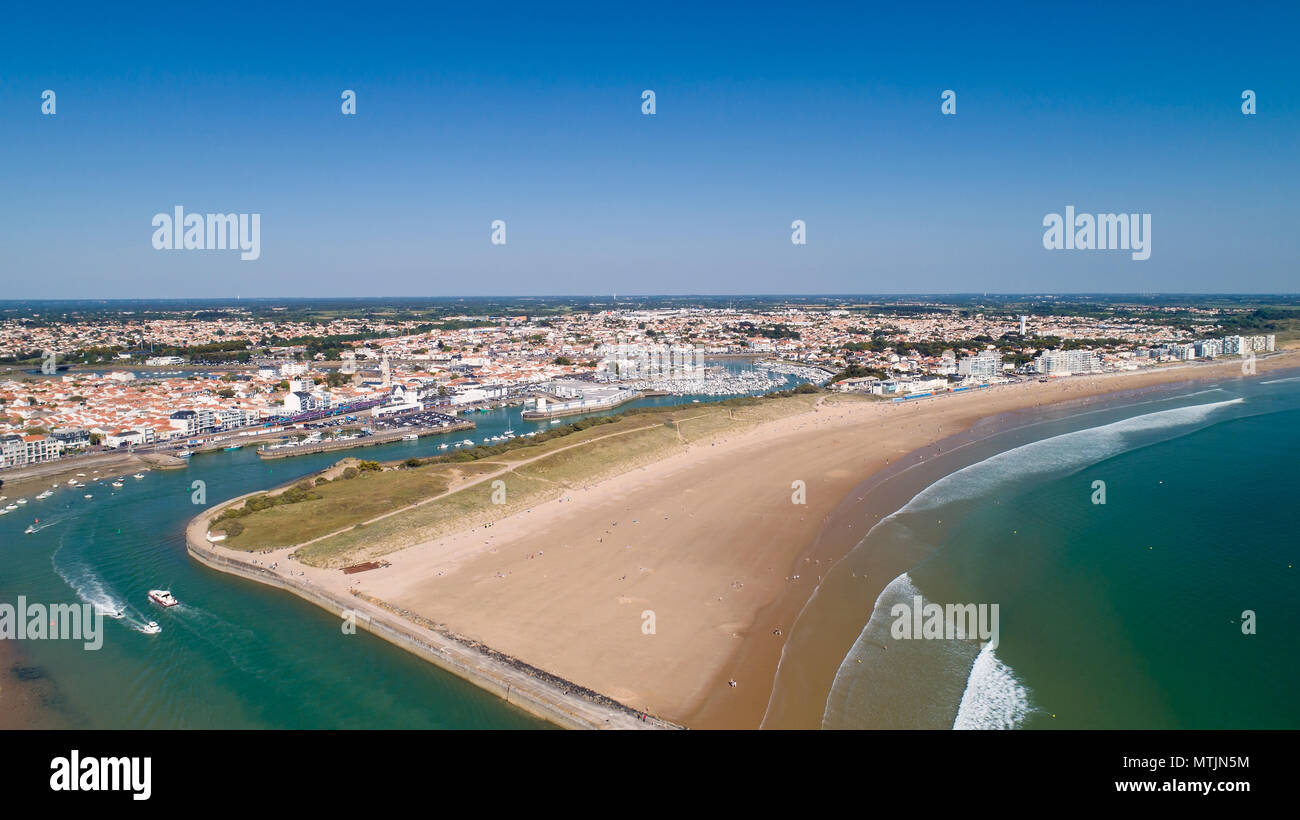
1034, 350, 1102, 375
958, 351, 1004, 378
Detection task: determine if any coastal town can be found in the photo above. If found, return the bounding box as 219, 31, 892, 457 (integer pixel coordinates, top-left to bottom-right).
0, 299, 1279, 471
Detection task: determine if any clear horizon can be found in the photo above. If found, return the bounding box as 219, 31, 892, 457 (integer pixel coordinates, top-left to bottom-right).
2, 1, 1296, 297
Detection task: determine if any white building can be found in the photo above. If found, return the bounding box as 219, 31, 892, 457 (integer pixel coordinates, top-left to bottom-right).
105, 430, 148, 449
283, 391, 327, 414
958, 351, 1004, 379
279, 361, 309, 377
1034, 350, 1102, 376
1, 434, 28, 468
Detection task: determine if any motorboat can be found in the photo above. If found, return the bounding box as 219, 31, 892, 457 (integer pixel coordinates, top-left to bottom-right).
141, 621, 161, 634
148, 589, 179, 608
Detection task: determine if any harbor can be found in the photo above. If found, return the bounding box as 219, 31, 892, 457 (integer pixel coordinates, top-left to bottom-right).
257, 412, 474, 460
0, 355, 815, 730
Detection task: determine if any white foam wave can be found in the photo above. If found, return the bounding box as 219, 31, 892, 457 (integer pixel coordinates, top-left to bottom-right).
824, 571, 1031, 729
903, 398, 1243, 512
953, 642, 1032, 729
822, 572, 926, 727
1261, 376, 1300, 385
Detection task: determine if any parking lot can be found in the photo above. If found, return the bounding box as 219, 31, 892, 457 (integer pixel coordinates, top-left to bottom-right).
368, 410, 463, 432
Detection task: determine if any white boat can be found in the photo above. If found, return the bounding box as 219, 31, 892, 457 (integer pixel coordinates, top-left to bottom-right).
462, 439, 474, 446
176, 450, 192, 459
111, 481, 124, 488
132, 473, 145, 479
83, 494, 93, 499
141, 621, 161, 634
0, 509, 7, 516
16, 498, 26, 505
148, 589, 179, 608
438, 443, 449, 449
402, 433, 419, 441
4, 504, 16, 511
24, 524, 37, 534
67, 479, 79, 485
36, 490, 53, 499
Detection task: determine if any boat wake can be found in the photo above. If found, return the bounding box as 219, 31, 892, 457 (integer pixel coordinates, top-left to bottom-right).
24, 518, 59, 533
52, 557, 126, 621
156, 603, 262, 672
49, 532, 155, 632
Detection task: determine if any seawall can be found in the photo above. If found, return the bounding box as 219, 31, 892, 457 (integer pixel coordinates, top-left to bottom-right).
185, 495, 678, 730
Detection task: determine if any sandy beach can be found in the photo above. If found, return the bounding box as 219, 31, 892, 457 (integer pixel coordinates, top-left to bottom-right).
191, 352, 1298, 728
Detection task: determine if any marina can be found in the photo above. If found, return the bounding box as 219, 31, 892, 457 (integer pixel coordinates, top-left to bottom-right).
0, 357, 812, 729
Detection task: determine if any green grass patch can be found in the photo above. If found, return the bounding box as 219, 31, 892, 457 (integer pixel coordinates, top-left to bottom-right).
223, 391, 827, 566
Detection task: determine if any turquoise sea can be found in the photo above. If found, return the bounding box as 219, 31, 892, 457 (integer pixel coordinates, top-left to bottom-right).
5, 367, 1296, 729
769, 371, 1300, 729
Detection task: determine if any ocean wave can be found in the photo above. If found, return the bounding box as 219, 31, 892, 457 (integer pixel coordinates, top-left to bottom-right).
823, 572, 992, 729
822, 572, 1033, 730
953, 642, 1032, 729
903, 397, 1243, 513
1261, 376, 1300, 385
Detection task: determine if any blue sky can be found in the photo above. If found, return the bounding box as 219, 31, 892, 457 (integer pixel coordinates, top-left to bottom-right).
1, 1, 1296, 298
